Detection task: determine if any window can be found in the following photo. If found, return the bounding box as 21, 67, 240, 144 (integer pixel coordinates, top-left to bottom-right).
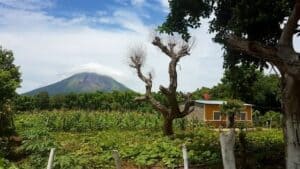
240, 112, 246, 121
213, 111, 221, 121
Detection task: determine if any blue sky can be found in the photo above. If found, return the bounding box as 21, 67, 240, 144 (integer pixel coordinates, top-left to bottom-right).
0, 0, 168, 31
0, 0, 225, 93
49, 0, 166, 22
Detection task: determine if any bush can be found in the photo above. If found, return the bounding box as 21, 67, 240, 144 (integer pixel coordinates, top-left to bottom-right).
259, 111, 282, 128
0, 158, 18, 169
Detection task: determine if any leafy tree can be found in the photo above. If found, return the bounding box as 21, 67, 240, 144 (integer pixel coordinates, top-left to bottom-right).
252, 110, 261, 127
209, 83, 231, 100
220, 99, 244, 128
0, 47, 21, 136
220, 69, 281, 113
252, 73, 281, 113
35, 92, 50, 110
221, 65, 259, 100
128, 36, 195, 136
161, 0, 300, 167
261, 111, 282, 128
64, 93, 79, 109
50, 94, 65, 110
191, 87, 211, 100
195, 71, 281, 113
14, 95, 35, 112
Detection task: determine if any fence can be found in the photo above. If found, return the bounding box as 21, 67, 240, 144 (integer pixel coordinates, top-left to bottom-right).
46, 144, 189, 169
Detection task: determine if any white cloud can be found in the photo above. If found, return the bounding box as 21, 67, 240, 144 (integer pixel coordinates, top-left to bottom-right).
0, 3, 225, 94
0, 0, 53, 10
0, 7, 92, 32
131, 0, 145, 6
97, 9, 150, 34
113, 10, 150, 34
66, 63, 128, 82
158, 0, 169, 12
98, 17, 114, 24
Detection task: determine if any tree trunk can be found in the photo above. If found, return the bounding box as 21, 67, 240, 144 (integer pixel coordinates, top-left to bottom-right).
226, 114, 235, 128
239, 130, 248, 169
163, 117, 174, 136
0, 111, 14, 137
283, 75, 300, 169
220, 129, 236, 169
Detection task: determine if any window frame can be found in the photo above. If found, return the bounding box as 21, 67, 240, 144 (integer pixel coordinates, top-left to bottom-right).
213, 111, 222, 121
239, 112, 247, 121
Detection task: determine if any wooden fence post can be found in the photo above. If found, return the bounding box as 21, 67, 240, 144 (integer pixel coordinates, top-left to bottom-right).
112, 150, 121, 169
182, 144, 188, 169
47, 148, 56, 169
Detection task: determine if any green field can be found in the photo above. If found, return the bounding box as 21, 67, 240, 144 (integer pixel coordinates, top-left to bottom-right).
2, 111, 284, 169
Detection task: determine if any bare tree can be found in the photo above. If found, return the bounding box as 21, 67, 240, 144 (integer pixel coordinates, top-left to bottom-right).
225, 1, 300, 168
128, 35, 195, 136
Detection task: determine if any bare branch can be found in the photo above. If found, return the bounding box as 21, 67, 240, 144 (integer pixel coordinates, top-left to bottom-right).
135, 95, 169, 115
177, 38, 195, 58
178, 92, 195, 118
167, 40, 176, 55
128, 46, 151, 87
152, 36, 174, 58
148, 96, 170, 115
152, 35, 194, 59
128, 46, 169, 115
159, 85, 170, 95
134, 96, 147, 102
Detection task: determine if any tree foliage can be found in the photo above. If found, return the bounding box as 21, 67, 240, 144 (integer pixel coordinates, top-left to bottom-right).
15, 91, 158, 113
0, 47, 21, 136
220, 69, 281, 113
34, 92, 50, 110
160, 0, 292, 68
192, 72, 280, 113
220, 99, 244, 128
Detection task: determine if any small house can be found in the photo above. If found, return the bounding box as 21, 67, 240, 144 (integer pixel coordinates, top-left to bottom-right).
187, 100, 253, 127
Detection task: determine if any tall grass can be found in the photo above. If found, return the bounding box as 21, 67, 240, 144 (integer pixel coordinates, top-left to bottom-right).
16, 111, 206, 133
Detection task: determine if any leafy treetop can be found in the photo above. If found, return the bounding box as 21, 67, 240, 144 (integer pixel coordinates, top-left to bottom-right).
0, 47, 21, 106
160, 0, 294, 68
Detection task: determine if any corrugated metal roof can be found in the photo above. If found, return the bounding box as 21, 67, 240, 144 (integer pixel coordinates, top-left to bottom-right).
195, 100, 252, 106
